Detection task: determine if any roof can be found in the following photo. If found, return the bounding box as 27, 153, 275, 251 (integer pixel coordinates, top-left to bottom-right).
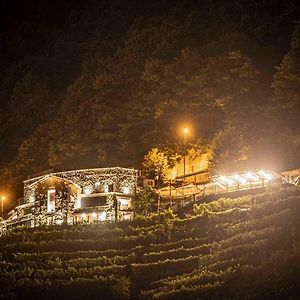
23, 167, 138, 185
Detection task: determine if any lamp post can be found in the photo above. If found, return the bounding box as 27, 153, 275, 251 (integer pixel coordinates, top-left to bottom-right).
1, 196, 5, 219
183, 128, 189, 186
182, 128, 189, 203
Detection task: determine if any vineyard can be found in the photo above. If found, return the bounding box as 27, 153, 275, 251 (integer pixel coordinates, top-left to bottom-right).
0, 184, 300, 299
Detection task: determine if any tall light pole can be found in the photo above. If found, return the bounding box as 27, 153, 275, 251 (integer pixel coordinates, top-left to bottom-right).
182, 128, 189, 201
1, 196, 5, 219
183, 128, 189, 185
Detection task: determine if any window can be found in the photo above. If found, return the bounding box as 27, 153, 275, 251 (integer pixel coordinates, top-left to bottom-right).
83, 187, 92, 195
123, 186, 130, 194
74, 197, 81, 209
47, 189, 56, 213
81, 196, 106, 208
95, 182, 101, 192
119, 198, 132, 210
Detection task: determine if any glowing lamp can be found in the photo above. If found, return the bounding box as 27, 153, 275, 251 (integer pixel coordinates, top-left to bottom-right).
232, 174, 247, 184
220, 176, 227, 182
100, 212, 106, 221
120, 198, 129, 205
95, 182, 100, 188
123, 187, 130, 194
103, 184, 109, 193
226, 178, 234, 186
84, 187, 92, 195
56, 219, 63, 225
220, 176, 234, 185
245, 172, 259, 181
258, 170, 273, 181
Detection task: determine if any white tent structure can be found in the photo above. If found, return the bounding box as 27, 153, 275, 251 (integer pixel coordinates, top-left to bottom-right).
158, 169, 280, 199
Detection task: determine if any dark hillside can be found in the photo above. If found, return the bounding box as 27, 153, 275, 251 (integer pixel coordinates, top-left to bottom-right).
0, 185, 300, 299
1, 0, 300, 204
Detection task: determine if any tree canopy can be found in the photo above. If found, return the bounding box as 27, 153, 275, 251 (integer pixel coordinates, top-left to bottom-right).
0, 0, 300, 207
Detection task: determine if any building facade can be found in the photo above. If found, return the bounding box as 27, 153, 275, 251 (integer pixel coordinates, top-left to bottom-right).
4, 167, 138, 229
165, 151, 212, 184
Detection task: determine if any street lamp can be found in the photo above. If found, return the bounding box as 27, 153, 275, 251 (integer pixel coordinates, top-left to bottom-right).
1, 196, 5, 219
181, 127, 189, 207
183, 128, 189, 185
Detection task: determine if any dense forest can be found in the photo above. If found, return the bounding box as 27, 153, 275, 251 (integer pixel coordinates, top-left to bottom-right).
1, 0, 300, 206
0, 184, 299, 299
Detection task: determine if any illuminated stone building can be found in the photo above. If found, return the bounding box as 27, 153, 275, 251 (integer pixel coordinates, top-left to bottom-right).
5, 167, 138, 228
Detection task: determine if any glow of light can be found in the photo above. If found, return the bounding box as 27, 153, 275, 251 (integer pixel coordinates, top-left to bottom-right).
84, 187, 92, 195
74, 198, 81, 209
226, 178, 234, 186
120, 198, 129, 205
183, 128, 189, 134
92, 212, 97, 218
219, 176, 234, 185
103, 184, 109, 193
258, 170, 273, 180
232, 174, 248, 184
123, 187, 130, 194
123, 213, 132, 221
56, 219, 63, 225
99, 212, 106, 221
215, 181, 227, 189
245, 172, 260, 181
82, 213, 86, 218
220, 176, 227, 182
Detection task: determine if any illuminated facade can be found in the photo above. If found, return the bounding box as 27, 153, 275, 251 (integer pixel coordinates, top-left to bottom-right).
159, 169, 279, 199
0, 164, 282, 235
165, 152, 211, 184
5, 167, 138, 228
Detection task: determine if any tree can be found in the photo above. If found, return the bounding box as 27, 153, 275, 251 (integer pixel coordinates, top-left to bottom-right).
1, 1, 300, 201
135, 186, 157, 217
212, 125, 250, 173
268, 23, 300, 169
142, 148, 169, 183
273, 24, 300, 110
